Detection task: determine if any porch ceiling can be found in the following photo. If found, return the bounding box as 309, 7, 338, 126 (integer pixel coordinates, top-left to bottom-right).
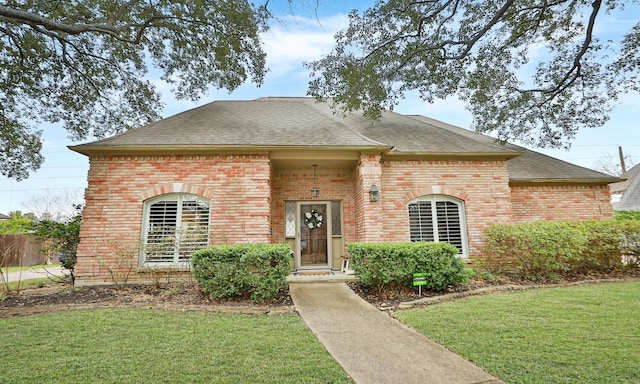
270, 150, 361, 171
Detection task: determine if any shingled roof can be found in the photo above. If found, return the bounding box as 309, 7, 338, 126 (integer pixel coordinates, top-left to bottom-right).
70, 97, 618, 184
613, 164, 640, 210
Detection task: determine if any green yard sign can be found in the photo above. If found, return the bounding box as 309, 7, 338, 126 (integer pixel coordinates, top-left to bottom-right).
413, 273, 427, 286
413, 273, 427, 297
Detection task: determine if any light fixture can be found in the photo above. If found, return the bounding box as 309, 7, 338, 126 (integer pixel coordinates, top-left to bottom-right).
311, 164, 320, 198
369, 184, 379, 202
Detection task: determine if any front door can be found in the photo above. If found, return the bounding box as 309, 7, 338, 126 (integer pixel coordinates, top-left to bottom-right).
297, 202, 331, 269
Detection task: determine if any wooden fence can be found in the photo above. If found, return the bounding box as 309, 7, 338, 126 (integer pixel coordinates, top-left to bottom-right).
0, 235, 47, 267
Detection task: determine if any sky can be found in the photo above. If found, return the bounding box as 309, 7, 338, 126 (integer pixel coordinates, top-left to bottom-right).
1, 1, 639, 216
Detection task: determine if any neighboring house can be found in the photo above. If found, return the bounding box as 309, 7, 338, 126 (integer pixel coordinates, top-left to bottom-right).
0, 213, 10, 221
70, 97, 619, 286
610, 164, 640, 211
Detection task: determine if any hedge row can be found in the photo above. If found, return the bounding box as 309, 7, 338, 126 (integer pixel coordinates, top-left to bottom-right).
348, 242, 470, 293
482, 219, 640, 279
191, 243, 291, 303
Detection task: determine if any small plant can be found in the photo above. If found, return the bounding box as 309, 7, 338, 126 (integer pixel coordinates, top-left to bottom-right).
99, 240, 138, 287
32, 205, 82, 282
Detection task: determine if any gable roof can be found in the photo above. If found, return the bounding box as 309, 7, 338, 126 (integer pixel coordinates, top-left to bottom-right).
70, 97, 618, 184
613, 164, 640, 211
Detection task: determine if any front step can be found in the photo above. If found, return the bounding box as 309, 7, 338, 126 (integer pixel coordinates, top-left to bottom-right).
287, 271, 359, 284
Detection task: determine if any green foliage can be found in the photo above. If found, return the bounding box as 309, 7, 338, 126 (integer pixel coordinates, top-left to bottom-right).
32, 205, 82, 279
483, 221, 586, 280
1, 0, 271, 180
348, 242, 469, 293
615, 210, 640, 221
191, 243, 291, 303
483, 219, 640, 279
617, 219, 640, 268
0, 212, 35, 234
307, 1, 638, 148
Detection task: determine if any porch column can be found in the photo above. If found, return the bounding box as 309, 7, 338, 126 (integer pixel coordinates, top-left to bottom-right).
355, 154, 383, 242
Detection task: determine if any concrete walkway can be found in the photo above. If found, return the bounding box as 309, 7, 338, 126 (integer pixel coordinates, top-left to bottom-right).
290, 283, 503, 384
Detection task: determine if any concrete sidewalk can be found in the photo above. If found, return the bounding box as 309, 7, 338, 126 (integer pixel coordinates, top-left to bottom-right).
1, 266, 68, 283
290, 283, 503, 384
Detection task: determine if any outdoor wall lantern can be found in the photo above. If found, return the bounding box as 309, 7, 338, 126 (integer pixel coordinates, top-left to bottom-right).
369, 184, 379, 202
311, 164, 320, 198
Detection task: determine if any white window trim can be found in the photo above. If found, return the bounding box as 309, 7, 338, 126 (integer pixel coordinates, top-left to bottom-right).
408, 195, 469, 258
141, 193, 210, 267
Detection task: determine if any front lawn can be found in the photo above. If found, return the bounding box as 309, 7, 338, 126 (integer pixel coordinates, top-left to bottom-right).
0, 309, 352, 383
396, 281, 640, 383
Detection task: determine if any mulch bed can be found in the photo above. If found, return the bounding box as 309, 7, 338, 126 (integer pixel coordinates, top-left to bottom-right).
1, 270, 638, 318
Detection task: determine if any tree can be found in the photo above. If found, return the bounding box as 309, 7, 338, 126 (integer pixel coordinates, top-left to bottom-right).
22, 189, 83, 222
307, 0, 640, 149
33, 204, 82, 281
594, 153, 637, 176
0, 0, 271, 180
0, 211, 36, 235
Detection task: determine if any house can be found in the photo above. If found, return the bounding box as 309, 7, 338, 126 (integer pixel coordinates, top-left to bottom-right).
610, 164, 640, 211
70, 97, 619, 286
0, 213, 10, 221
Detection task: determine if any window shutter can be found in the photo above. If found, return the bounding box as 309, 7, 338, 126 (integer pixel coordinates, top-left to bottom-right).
146, 201, 178, 262
143, 195, 210, 264
408, 196, 467, 257
177, 199, 210, 261
435, 201, 463, 254
409, 201, 434, 242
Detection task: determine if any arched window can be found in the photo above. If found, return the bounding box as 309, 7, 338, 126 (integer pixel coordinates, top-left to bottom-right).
408, 195, 468, 258
141, 194, 210, 265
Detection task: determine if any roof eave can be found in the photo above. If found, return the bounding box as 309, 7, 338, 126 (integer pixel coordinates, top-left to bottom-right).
383, 151, 523, 161
68, 144, 392, 157
509, 177, 622, 186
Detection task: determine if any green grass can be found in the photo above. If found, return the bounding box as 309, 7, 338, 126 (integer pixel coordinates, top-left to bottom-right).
1, 277, 56, 292
0, 309, 351, 384
396, 281, 640, 384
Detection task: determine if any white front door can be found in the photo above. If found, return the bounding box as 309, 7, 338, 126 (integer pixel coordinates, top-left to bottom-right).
296, 202, 332, 269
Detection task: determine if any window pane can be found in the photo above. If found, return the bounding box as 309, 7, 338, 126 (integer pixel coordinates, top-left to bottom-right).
331, 201, 342, 236
409, 201, 434, 242
285, 201, 296, 237
178, 199, 210, 261
146, 201, 178, 262
144, 195, 210, 263
435, 201, 463, 254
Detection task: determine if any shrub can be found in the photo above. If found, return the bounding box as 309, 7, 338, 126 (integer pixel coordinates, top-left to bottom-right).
569, 220, 623, 272
483, 222, 586, 280
618, 219, 640, 268
614, 210, 640, 221
191, 243, 291, 303
348, 242, 469, 293
483, 219, 640, 279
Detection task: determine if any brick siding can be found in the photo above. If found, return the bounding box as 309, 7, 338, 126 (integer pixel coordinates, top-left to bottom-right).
510, 184, 614, 222
75, 153, 616, 285
75, 154, 271, 286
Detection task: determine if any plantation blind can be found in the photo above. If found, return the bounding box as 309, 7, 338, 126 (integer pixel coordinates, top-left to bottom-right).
408, 196, 467, 256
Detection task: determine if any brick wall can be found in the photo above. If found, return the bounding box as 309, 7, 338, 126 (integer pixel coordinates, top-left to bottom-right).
510, 184, 614, 222
355, 154, 383, 242
378, 159, 514, 258
75, 154, 271, 286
